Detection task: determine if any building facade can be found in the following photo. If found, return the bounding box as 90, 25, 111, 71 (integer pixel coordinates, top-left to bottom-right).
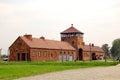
61, 24, 105, 61
9, 24, 105, 61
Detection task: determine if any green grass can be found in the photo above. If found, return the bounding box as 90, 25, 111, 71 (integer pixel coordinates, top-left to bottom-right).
0, 61, 117, 80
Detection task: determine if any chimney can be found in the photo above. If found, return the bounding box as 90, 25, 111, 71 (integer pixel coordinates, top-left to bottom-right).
24, 34, 32, 40
89, 43, 91, 46
71, 24, 73, 27
92, 43, 94, 47
40, 36, 45, 40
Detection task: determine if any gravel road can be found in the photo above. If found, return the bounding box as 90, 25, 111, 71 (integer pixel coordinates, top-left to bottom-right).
16, 64, 120, 80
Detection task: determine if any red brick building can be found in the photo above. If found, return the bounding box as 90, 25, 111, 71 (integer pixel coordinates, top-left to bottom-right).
9, 24, 104, 61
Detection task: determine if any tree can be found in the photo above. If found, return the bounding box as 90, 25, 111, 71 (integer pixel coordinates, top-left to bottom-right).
102, 44, 110, 57
111, 38, 120, 57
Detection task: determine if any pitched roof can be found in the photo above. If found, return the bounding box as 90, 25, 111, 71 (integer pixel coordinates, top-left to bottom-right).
83, 45, 104, 52
20, 36, 76, 50
61, 24, 83, 34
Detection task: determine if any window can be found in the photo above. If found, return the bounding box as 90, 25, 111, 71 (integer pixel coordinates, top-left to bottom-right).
51, 53, 53, 57
38, 52, 41, 56
68, 52, 70, 54
44, 52, 47, 57
48, 52, 50, 57
86, 52, 89, 57
46, 52, 49, 57
63, 52, 67, 61
80, 34, 83, 37
60, 52, 62, 54
71, 52, 73, 54
54, 52, 57, 57
32, 52, 35, 56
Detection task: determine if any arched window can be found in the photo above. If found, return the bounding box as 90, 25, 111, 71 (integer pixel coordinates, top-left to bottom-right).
43, 52, 47, 57
59, 52, 63, 61
63, 52, 67, 61
51, 53, 53, 57
32, 52, 35, 56
48, 52, 50, 57
38, 52, 41, 56
54, 52, 57, 57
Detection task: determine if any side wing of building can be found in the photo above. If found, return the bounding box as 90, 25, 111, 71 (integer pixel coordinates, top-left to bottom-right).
83, 45, 105, 60
9, 36, 30, 61
9, 35, 76, 62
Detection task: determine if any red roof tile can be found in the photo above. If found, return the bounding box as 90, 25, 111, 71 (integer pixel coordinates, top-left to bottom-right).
83, 45, 104, 52
20, 36, 76, 50
61, 24, 83, 34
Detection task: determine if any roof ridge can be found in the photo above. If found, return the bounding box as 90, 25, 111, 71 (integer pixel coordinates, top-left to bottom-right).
84, 45, 99, 47
20, 36, 75, 50
83, 45, 103, 52
33, 37, 61, 42
61, 24, 83, 34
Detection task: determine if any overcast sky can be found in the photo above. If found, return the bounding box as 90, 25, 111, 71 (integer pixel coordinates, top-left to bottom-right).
0, 0, 120, 54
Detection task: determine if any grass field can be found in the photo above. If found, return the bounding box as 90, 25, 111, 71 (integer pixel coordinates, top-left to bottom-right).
0, 61, 117, 80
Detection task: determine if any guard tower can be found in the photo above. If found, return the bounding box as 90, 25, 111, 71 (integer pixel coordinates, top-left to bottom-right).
60, 24, 84, 60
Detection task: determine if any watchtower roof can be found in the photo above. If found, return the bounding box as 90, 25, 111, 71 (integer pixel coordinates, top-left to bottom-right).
61, 24, 84, 34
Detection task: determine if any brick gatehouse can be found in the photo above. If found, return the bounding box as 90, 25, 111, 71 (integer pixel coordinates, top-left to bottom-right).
9, 24, 105, 61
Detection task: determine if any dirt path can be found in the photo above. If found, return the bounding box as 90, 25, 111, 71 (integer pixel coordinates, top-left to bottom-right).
16, 65, 120, 80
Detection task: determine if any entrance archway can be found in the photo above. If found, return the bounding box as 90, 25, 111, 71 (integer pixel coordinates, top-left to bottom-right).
22, 53, 26, 61
92, 53, 96, 60
78, 48, 83, 60
17, 53, 20, 61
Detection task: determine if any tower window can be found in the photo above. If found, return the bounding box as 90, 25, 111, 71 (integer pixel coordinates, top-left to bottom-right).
80, 34, 83, 37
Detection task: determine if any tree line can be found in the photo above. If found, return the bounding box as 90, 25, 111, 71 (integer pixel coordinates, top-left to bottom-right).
102, 38, 120, 60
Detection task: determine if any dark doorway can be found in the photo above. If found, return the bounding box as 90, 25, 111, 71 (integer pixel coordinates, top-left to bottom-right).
22, 53, 26, 61
17, 53, 20, 61
92, 53, 96, 60
78, 48, 83, 60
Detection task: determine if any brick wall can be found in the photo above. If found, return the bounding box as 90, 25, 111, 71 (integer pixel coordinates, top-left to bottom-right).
9, 37, 30, 61
83, 51, 105, 60
30, 48, 76, 61
9, 37, 76, 61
